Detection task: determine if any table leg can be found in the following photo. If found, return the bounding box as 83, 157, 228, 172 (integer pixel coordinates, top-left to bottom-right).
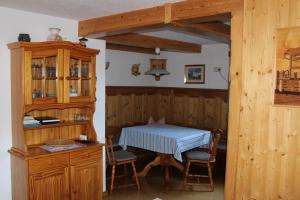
138, 155, 162, 177
165, 164, 170, 183
138, 154, 184, 183
167, 156, 184, 172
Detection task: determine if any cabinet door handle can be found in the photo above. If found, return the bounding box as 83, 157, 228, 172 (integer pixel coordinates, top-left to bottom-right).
59, 76, 64, 80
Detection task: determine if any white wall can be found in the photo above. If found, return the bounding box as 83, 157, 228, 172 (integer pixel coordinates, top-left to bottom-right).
106, 44, 229, 89
157, 44, 229, 89
106, 49, 154, 86
0, 7, 106, 199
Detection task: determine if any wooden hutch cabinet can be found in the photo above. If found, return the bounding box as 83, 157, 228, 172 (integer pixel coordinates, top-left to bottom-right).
8, 41, 103, 200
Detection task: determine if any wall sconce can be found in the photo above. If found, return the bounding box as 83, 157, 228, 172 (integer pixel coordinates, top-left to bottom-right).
145, 59, 170, 81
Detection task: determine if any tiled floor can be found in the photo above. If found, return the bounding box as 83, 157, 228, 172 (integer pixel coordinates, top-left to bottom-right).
104, 163, 225, 200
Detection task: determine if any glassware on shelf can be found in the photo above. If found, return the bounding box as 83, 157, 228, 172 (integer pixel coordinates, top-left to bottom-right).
47, 28, 62, 41
70, 86, 78, 97
32, 89, 43, 98
46, 66, 55, 78
81, 63, 89, 78
45, 57, 57, 79
73, 113, 90, 121
70, 64, 79, 78
32, 63, 43, 79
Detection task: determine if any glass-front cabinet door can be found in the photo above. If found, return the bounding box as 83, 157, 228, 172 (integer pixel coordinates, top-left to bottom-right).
31, 56, 57, 99
26, 49, 64, 105
81, 61, 91, 97
65, 50, 95, 103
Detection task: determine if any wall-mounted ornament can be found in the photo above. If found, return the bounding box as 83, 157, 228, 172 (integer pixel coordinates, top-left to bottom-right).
274, 27, 300, 105
145, 59, 170, 81
184, 64, 205, 84
131, 63, 141, 76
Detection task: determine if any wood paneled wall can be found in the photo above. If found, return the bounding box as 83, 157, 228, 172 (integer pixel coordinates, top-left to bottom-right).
226, 0, 300, 199
106, 86, 228, 137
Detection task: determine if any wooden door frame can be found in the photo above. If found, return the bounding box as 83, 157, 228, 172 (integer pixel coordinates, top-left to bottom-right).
224, 5, 243, 200
79, 1, 244, 199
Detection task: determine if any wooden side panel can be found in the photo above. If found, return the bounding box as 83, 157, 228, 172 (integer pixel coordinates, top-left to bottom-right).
11, 48, 26, 151
90, 55, 96, 102
120, 95, 133, 126
173, 95, 185, 125
229, 0, 300, 199
63, 50, 70, 103
24, 51, 32, 105
224, 5, 243, 200
57, 49, 64, 103
132, 94, 144, 124
105, 87, 229, 136
11, 155, 28, 200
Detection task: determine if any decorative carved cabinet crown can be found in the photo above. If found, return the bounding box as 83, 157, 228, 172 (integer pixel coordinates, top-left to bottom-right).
7, 41, 103, 200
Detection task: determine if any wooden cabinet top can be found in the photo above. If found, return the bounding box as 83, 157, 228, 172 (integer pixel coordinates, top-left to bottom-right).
9, 143, 104, 160
7, 41, 100, 55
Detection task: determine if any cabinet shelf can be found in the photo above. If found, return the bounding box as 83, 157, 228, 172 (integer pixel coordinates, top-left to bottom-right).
32, 77, 44, 80
24, 120, 89, 131
46, 77, 58, 80
67, 76, 80, 80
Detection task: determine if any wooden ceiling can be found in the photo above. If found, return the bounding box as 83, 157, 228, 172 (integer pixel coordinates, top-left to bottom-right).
78, 1, 231, 54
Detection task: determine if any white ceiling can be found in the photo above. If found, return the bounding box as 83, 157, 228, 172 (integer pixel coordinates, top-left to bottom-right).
0, 0, 182, 20
0, 0, 220, 45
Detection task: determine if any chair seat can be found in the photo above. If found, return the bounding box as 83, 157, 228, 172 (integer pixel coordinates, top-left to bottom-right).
114, 150, 137, 162
185, 150, 211, 160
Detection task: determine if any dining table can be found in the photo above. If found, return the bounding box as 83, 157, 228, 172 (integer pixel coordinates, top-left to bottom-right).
118, 123, 211, 183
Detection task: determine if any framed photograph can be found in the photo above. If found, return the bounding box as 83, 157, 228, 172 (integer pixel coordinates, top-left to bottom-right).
184, 64, 205, 84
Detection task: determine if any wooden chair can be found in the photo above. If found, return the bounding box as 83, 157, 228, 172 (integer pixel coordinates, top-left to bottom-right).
183, 130, 222, 191
105, 135, 140, 194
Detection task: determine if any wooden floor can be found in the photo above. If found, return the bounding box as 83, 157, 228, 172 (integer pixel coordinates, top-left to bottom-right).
104, 152, 226, 200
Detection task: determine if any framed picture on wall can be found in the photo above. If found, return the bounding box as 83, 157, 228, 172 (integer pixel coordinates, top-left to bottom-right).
184, 64, 205, 84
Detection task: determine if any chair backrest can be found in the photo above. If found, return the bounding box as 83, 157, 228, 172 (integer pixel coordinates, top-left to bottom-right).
105, 135, 116, 165
209, 129, 222, 161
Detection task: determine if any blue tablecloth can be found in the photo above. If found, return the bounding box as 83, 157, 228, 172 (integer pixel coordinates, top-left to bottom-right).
118, 124, 211, 162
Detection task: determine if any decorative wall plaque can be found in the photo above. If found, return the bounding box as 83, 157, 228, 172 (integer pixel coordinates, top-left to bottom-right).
274, 27, 300, 105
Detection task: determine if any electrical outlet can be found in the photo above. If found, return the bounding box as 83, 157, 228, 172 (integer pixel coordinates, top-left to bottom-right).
214, 67, 222, 72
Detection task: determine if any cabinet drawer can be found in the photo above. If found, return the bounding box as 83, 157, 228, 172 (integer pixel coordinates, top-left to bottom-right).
70, 147, 102, 165
29, 153, 69, 175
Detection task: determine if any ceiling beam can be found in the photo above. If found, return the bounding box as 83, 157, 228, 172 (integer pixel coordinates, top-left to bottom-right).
100, 33, 201, 53
78, 5, 166, 37
78, 0, 240, 37
170, 22, 230, 44
171, 0, 240, 22
106, 43, 156, 55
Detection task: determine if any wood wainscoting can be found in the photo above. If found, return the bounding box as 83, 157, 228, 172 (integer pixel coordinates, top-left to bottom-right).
106, 86, 229, 139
